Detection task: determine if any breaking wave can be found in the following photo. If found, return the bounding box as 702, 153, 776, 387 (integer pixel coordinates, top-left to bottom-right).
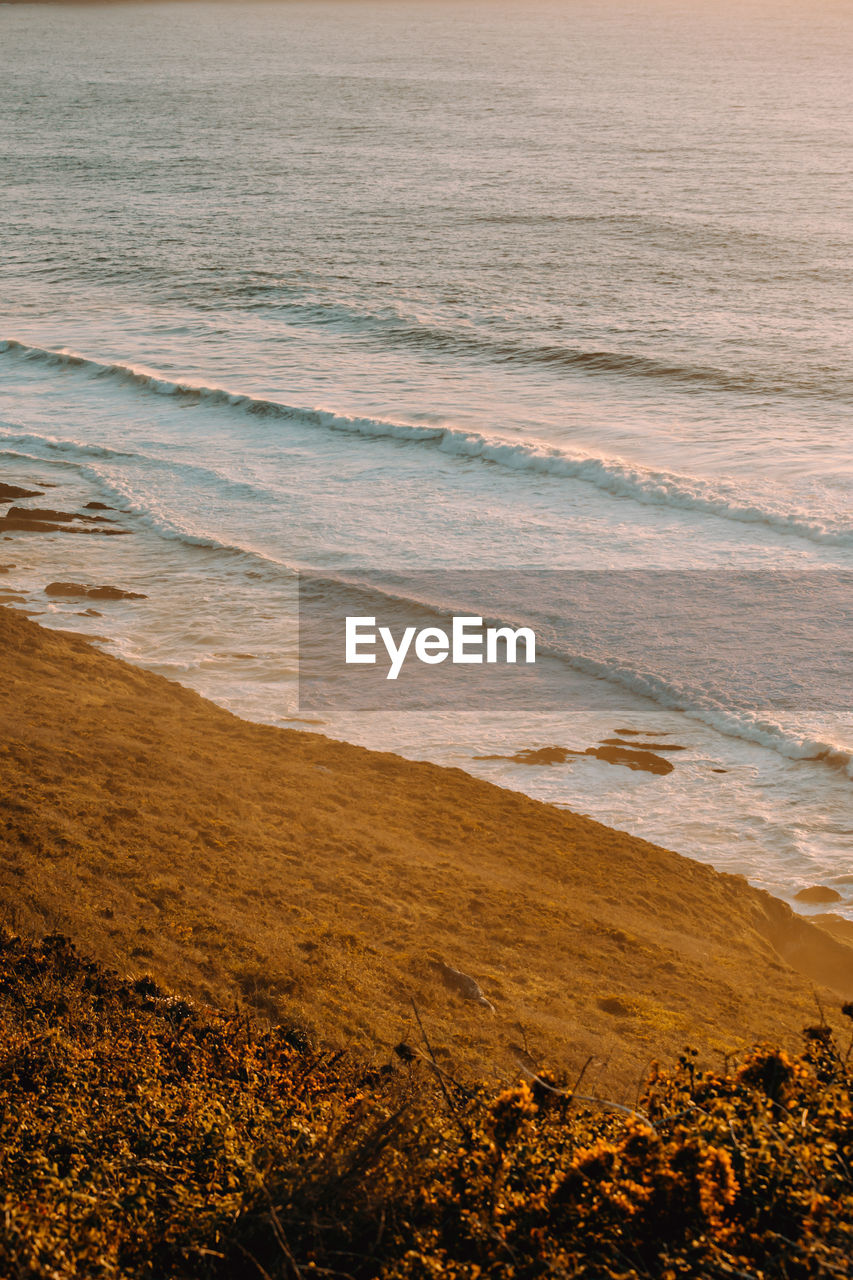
3, 339, 853, 548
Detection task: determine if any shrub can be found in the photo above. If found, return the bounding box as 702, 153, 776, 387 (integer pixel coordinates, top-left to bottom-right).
1, 928, 852, 1279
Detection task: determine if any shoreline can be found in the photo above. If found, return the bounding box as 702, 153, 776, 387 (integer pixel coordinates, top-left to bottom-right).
3, 454, 851, 921
2, 601, 853, 1092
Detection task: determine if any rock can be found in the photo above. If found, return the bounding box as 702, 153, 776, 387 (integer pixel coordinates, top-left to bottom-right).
44, 582, 89, 597
84, 502, 114, 511
475, 743, 674, 776
0, 564, 15, 574
476, 746, 572, 765
7, 505, 116, 525
0, 505, 124, 536
7, 506, 80, 523
44, 582, 147, 601
508, 746, 572, 765
795, 886, 843, 905
0, 483, 43, 503
1, 515, 69, 533
88, 585, 147, 600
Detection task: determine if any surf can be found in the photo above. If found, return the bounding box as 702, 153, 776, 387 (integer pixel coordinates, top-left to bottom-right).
3, 337, 852, 551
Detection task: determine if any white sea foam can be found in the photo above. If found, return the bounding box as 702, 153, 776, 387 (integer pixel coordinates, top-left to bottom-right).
538, 647, 853, 781
3, 337, 852, 549
0, 429, 274, 503
0, 434, 283, 570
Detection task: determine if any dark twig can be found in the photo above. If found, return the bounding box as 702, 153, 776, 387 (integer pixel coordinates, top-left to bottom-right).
513, 1059, 657, 1132
411, 1000, 470, 1140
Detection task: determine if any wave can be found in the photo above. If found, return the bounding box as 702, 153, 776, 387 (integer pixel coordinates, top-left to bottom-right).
0, 429, 276, 505
295, 570, 853, 781
232, 293, 852, 403
549, 647, 853, 782
61, 468, 291, 575
3, 337, 852, 549
0, 435, 290, 575
0, 447, 86, 471
2, 433, 848, 782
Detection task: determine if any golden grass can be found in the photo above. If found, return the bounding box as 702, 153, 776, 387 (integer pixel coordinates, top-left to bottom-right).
1, 604, 852, 1093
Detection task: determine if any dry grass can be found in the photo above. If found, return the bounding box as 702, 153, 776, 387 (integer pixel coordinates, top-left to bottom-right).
1, 604, 852, 1093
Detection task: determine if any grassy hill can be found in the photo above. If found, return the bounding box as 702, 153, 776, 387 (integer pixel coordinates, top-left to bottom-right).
1, 604, 852, 1096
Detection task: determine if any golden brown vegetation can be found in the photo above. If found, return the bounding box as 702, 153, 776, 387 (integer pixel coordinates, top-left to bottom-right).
2, 928, 853, 1280
1, 605, 852, 1093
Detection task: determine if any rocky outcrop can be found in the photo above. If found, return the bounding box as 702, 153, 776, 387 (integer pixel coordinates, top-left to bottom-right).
795, 885, 843, 905
0, 494, 129, 536
44, 583, 147, 601
475, 742, 675, 775
0, 483, 43, 502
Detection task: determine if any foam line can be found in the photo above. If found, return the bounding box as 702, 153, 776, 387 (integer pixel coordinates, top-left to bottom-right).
3, 337, 852, 548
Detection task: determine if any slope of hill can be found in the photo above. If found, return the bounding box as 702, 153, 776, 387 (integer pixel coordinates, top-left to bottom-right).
1, 604, 852, 1094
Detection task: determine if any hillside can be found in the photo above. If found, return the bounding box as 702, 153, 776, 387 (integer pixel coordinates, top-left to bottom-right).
1, 604, 852, 1093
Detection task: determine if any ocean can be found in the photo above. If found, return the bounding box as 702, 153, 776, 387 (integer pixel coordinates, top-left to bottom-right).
2, 0, 851, 914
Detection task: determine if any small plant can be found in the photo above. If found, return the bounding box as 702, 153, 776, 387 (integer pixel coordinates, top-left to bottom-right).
1, 927, 853, 1279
